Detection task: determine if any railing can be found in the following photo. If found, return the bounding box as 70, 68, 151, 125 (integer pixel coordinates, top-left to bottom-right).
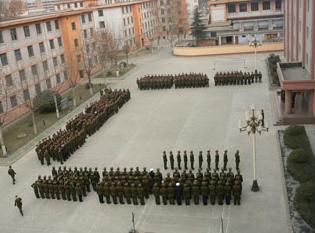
227, 10, 283, 19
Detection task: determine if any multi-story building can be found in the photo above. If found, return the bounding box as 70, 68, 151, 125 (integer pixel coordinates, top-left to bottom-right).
275, 0, 315, 124
0, 0, 160, 124
186, 0, 199, 24
207, 0, 284, 45
158, 0, 189, 39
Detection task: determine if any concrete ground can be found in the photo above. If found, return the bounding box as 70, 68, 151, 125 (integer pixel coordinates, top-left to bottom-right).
0, 47, 291, 233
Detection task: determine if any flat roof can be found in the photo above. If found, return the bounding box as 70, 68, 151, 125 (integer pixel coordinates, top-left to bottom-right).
281, 67, 311, 81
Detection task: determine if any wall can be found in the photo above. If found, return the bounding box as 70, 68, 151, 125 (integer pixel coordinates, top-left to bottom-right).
173, 42, 284, 56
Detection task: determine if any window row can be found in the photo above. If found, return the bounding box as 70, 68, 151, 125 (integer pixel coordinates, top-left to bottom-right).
3, 55, 65, 88
0, 38, 63, 66
123, 16, 134, 26
0, 71, 68, 110
227, 0, 282, 13
81, 13, 93, 24
0, 20, 60, 44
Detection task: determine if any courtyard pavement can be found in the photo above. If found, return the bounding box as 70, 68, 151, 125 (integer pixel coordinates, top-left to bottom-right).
0, 47, 291, 233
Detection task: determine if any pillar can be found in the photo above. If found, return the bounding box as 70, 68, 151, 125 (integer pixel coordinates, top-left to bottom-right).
218, 36, 222, 46
309, 90, 314, 114
233, 35, 236, 44
284, 90, 292, 114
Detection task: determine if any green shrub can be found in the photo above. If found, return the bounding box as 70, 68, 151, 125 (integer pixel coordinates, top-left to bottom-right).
33, 90, 62, 113
267, 54, 281, 85
287, 159, 314, 183
288, 149, 311, 163
294, 181, 315, 228
284, 126, 309, 149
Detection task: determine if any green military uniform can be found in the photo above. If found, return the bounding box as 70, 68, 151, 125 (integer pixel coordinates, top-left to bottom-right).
209, 181, 216, 205
160, 183, 168, 205
31, 181, 40, 198
206, 150, 211, 170
169, 151, 175, 170
192, 181, 200, 205
198, 151, 203, 169
137, 184, 145, 205
163, 151, 168, 170
215, 150, 219, 170
190, 151, 194, 170
152, 183, 160, 205
223, 150, 228, 170
167, 183, 175, 205
183, 183, 191, 205
235, 150, 240, 170
183, 151, 188, 170
123, 183, 132, 204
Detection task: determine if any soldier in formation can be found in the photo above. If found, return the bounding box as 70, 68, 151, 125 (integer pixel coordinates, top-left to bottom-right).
214, 71, 262, 86
174, 73, 209, 88
94, 167, 159, 206
31, 166, 97, 202
137, 74, 173, 90
35, 89, 130, 165
163, 150, 240, 171
15, 195, 23, 216
151, 167, 243, 206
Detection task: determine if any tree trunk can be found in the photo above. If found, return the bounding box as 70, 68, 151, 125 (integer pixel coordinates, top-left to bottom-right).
53, 94, 60, 119
31, 110, 37, 135
0, 127, 8, 157
88, 76, 93, 96
72, 87, 77, 107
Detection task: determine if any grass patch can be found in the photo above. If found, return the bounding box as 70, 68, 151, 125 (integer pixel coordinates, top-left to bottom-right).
95, 64, 136, 78
294, 181, 315, 228
0, 84, 102, 157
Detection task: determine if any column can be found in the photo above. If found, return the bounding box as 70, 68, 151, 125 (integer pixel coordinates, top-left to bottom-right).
233, 35, 236, 44
219, 36, 222, 46
284, 90, 292, 114
309, 91, 314, 114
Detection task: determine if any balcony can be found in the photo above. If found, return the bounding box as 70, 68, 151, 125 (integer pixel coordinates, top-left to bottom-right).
227, 10, 283, 20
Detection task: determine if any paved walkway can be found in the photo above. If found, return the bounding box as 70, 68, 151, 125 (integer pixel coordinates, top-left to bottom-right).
0, 47, 291, 233
305, 125, 315, 156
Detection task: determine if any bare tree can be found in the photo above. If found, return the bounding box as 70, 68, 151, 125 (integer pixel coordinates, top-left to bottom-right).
0, 74, 9, 156
66, 53, 80, 108
80, 37, 96, 96
0, 0, 25, 21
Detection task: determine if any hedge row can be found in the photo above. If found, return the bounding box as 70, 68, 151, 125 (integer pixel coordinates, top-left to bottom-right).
285, 125, 315, 228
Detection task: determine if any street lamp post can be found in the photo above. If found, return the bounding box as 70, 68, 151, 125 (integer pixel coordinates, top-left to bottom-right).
238, 104, 268, 192
249, 36, 262, 75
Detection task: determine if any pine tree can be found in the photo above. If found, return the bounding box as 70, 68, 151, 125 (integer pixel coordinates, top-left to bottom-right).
190, 8, 207, 42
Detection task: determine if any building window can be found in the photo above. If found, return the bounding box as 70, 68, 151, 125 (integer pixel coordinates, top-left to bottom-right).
74, 2, 78, 8
27, 45, 34, 57
23, 26, 30, 37
81, 15, 86, 24
84, 29, 87, 38
56, 73, 61, 83
55, 20, 59, 30
86, 44, 90, 53
306, 26, 309, 39
49, 39, 55, 49
57, 37, 63, 47
23, 89, 30, 101
263, 1, 270, 10
39, 42, 45, 53
46, 21, 52, 31
14, 49, 22, 61
5, 74, 13, 87
227, 3, 236, 13
306, 53, 309, 65
43, 60, 49, 71
35, 84, 41, 95
10, 96, 18, 108
90, 28, 94, 35
35, 23, 42, 34
64, 71, 68, 80
19, 69, 26, 81
31, 64, 38, 76
74, 38, 79, 47
0, 53, 8, 66
80, 2, 83, 7
79, 70, 84, 78
275, 0, 281, 10
239, 3, 247, 12
71, 22, 76, 30
251, 2, 259, 11
77, 54, 81, 63
60, 54, 65, 63
53, 57, 58, 66
99, 21, 105, 28
0, 31, 3, 43
46, 79, 52, 88
308, 0, 310, 11
88, 13, 92, 22
98, 9, 103, 16
10, 28, 18, 40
